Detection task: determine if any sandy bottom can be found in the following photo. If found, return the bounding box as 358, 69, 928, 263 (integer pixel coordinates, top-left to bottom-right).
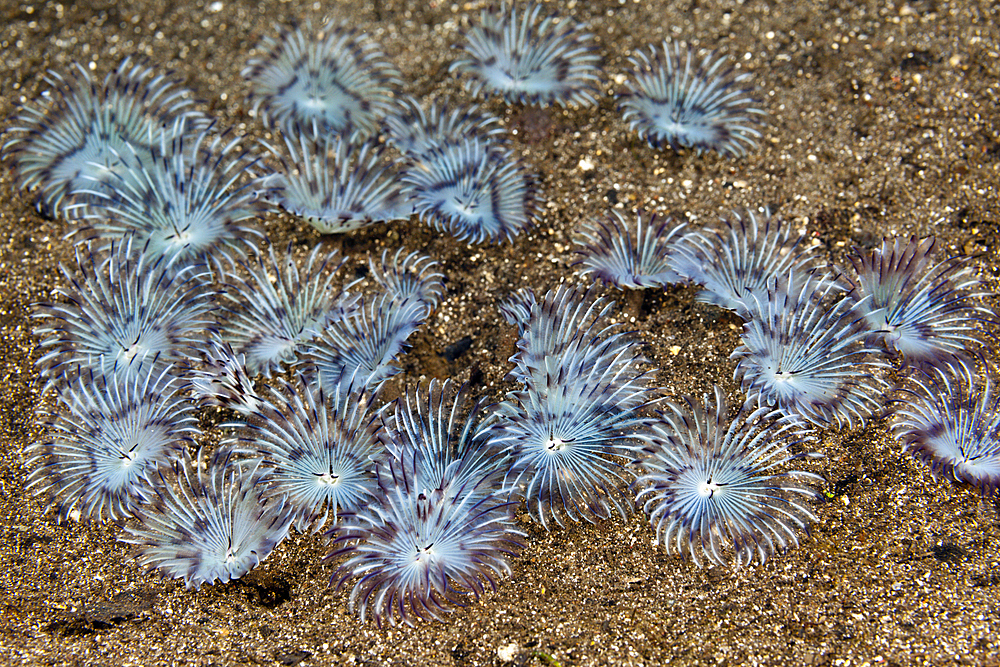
1, 0, 998, 665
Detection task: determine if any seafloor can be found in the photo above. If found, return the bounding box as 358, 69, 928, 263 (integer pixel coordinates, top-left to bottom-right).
1, 0, 998, 665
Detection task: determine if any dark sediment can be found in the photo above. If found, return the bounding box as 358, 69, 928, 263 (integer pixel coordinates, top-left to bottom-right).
1, 0, 998, 665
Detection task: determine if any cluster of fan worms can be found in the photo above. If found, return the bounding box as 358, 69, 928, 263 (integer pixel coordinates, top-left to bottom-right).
4, 1, 998, 628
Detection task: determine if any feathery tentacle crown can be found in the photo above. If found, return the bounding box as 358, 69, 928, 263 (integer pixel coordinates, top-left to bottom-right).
635, 386, 821, 567
450, 2, 602, 107
498, 288, 538, 339
188, 337, 263, 417
14, 0, 1000, 627
229, 379, 383, 533
731, 269, 889, 429
493, 285, 657, 528
328, 440, 524, 628
302, 291, 426, 395
33, 238, 215, 388
893, 362, 1000, 497
671, 209, 820, 318
263, 127, 410, 234
500, 285, 616, 386
122, 448, 295, 590
618, 41, 764, 157
846, 236, 990, 364
384, 97, 507, 160
69, 118, 266, 275
2, 57, 204, 216
243, 20, 402, 140
573, 209, 688, 289
220, 242, 358, 377
402, 137, 536, 244
379, 379, 503, 497
299, 249, 445, 391
27, 364, 199, 523
368, 248, 445, 315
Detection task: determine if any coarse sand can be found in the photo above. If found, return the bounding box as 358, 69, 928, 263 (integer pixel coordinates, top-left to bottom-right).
1, 0, 998, 665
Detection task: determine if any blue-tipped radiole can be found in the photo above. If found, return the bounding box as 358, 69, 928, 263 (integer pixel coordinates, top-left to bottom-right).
450, 2, 602, 107
731, 270, 889, 429
893, 362, 1000, 497
618, 42, 764, 157
403, 138, 536, 244
635, 386, 821, 567
263, 128, 410, 234
27, 364, 199, 523
121, 448, 295, 590
574, 209, 688, 289
846, 236, 991, 364
328, 452, 524, 627
230, 379, 383, 533
243, 20, 401, 140
3, 57, 205, 216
